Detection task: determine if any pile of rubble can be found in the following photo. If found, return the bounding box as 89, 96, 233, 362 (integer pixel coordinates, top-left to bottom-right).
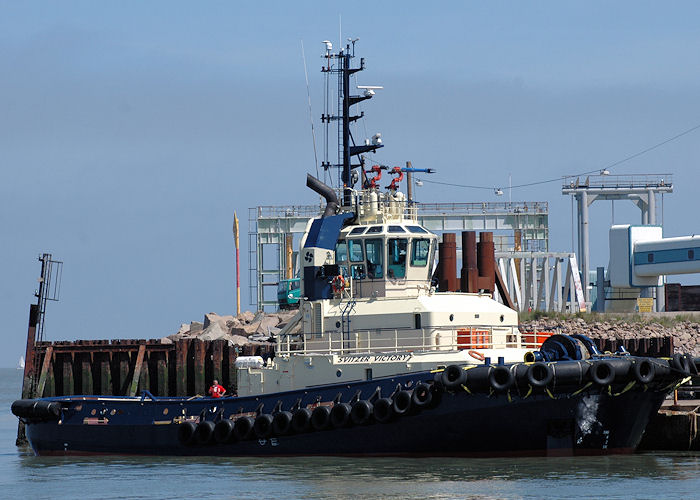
520, 317, 700, 356
160, 310, 300, 347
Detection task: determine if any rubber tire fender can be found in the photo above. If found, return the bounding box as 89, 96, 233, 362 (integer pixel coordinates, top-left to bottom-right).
441, 365, 467, 390
671, 353, 691, 375
311, 405, 331, 431
291, 408, 312, 433
254, 414, 274, 439
392, 390, 412, 415
272, 411, 293, 436
373, 397, 394, 423
330, 403, 352, 428
177, 421, 197, 445
214, 419, 234, 444
350, 400, 373, 425
684, 354, 699, 375
527, 362, 553, 388
412, 383, 433, 408
633, 359, 656, 384
489, 365, 515, 392
195, 420, 215, 445
232, 416, 254, 440
591, 360, 615, 386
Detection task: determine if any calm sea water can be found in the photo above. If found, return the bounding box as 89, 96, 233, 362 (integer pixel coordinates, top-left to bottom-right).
1, 368, 700, 500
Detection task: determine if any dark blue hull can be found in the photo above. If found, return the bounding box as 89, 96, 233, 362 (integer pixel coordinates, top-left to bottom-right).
18, 359, 683, 457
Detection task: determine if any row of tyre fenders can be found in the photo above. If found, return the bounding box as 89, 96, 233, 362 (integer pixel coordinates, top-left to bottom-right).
177, 354, 697, 446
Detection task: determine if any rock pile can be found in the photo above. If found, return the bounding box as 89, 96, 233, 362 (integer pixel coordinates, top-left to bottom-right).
520, 317, 700, 356
161, 310, 300, 347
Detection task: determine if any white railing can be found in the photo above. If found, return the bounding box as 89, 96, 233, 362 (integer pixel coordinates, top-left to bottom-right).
276, 325, 521, 356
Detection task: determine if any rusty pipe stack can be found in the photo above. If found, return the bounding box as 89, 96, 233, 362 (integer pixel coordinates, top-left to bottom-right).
438, 231, 496, 293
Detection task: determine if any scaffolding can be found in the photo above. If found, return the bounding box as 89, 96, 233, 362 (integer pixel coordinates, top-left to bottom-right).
249, 201, 549, 311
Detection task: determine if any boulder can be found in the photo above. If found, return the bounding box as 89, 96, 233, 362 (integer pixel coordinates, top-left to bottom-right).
203, 312, 236, 329
238, 311, 255, 324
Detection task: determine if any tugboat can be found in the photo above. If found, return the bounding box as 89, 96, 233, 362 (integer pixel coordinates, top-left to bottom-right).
12, 41, 698, 457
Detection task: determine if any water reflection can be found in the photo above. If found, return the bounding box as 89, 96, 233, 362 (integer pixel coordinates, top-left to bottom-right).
17, 452, 700, 481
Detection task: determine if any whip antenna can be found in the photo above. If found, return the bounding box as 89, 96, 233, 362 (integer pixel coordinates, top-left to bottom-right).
301, 40, 320, 178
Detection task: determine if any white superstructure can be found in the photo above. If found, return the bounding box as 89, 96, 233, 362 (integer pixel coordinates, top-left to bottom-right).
237, 182, 529, 396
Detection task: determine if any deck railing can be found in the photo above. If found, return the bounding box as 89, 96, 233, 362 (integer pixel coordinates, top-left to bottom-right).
276, 325, 523, 356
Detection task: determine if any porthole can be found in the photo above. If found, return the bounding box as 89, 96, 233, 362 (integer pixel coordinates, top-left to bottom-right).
336, 321, 341, 328
689, 250, 695, 260
647, 253, 654, 263
336, 370, 342, 378
163, 408, 169, 415
500, 314, 505, 322
449, 314, 454, 322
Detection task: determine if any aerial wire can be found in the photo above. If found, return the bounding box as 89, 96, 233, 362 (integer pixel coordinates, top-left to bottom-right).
417, 121, 700, 191
300, 40, 320, 179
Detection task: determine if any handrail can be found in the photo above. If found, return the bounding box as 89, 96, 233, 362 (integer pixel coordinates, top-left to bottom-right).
276, 324, 522, 356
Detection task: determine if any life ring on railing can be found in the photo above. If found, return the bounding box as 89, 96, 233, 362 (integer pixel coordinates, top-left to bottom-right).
468, 350, 485, 362
332, 275, 346, 293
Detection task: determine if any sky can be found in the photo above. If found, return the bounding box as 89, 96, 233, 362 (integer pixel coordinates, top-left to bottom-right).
2, 1, 700, 367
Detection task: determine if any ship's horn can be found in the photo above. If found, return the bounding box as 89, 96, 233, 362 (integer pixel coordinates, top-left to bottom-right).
307, 174, 338, 217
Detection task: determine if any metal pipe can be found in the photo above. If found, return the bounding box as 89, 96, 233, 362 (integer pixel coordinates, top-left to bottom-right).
306, 174, 338, 217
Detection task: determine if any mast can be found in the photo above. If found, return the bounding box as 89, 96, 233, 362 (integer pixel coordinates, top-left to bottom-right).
321, 40, 383, 208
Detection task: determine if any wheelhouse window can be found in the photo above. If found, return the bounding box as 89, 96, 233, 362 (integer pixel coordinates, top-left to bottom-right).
351, 264, 366, 280
335, 240, 348, 263
411, 239, 430, 267
388, 238, 408, 278
348, 240, 364, 262
365, 239, 384, 279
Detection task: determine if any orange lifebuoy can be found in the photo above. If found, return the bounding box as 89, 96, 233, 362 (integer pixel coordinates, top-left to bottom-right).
332, 275, 346, 293
468, 350, 485, 361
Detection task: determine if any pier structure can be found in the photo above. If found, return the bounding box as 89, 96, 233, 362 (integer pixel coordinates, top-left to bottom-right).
249, 201, 554, 311
562, 173, 673, 311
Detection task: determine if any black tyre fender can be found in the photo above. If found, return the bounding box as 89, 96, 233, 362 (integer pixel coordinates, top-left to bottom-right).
291, 408, 311, 433
489, 365, 515, 392
412, 383, 433, 408
591, 360, 615, 386
441, 365, 467, 389
672, 353, 691, 375
232, 416, 254, 440
330, 403, 352, 428
373, 397, 394, 423
272, 411, 293, 436
633, 359, 656, 384
527, 362, 553, 388
684, 354, 699, 375
254, 413, 274, 438
214, 419, 234, 444
177, 421, 197, 445
350, 400, 373, 425
195, 420, 215, 445
311, 405, 331, 431
392, 390, 412, 415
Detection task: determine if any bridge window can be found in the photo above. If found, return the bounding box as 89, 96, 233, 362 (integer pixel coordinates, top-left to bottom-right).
647, 253, 654, 263
411, 239, 430, 267
388, 225, 406, 233
388, 238, 408, 278
348, 240, 364, 262
406, 226, 428, 234
689, 250, 695, 260
335, 240, 347, 262
350, 227, 366, 235
367, 226, 383, 234
365, 239, 384, 279
351, 264, 366, 280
